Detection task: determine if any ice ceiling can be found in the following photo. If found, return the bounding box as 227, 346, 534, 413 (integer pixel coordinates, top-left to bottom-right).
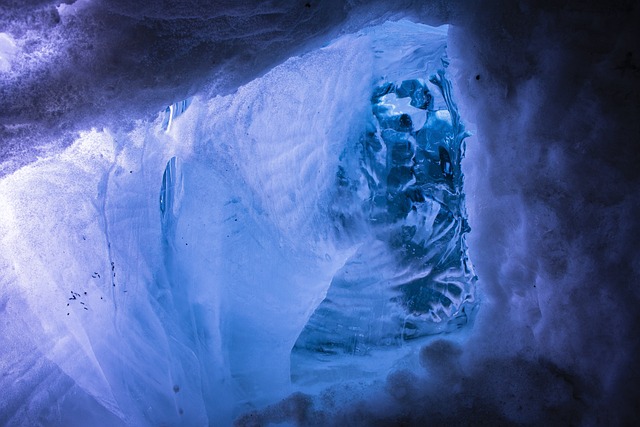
1, 1, 639, 426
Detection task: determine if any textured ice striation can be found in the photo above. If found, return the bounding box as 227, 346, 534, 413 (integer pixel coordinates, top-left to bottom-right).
292, 24, 476, 384
161, 99, 192, 132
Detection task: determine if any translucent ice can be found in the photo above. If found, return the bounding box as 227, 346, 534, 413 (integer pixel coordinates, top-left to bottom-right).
292, 25, 476, 386
0, 19, 474, 425
161, 99, 192, 132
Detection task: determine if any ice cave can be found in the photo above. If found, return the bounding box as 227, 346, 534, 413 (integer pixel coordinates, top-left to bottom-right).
1, 1, 639, 426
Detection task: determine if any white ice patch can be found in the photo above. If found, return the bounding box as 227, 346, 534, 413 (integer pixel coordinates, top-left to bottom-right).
0, 33, 17, 73
377, 93, 428, 129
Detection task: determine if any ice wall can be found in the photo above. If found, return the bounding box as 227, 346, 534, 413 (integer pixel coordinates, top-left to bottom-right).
292, 23, 477, 388
0, 21, 385, 425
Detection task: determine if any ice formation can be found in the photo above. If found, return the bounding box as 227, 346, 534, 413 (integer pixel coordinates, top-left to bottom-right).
1, 1, 639, 426
292, 25, 476, 386
1, 18, 476, 425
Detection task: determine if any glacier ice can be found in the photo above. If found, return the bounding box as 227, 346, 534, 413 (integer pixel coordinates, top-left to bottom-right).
2, 1, 639, 425
0, 19, 475, 426
292, 26, 476, 386
161, 99, 192, 132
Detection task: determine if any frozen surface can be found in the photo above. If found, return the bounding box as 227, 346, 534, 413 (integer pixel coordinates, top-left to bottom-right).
3, 20, 453, 425
1, 0, 639, 426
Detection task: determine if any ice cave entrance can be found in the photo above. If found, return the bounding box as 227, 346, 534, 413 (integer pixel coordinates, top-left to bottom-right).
288, 21, 477, 388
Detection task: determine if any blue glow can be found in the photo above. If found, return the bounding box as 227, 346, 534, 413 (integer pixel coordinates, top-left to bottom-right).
292, 38, 476, 387
0, 19, 474, 426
